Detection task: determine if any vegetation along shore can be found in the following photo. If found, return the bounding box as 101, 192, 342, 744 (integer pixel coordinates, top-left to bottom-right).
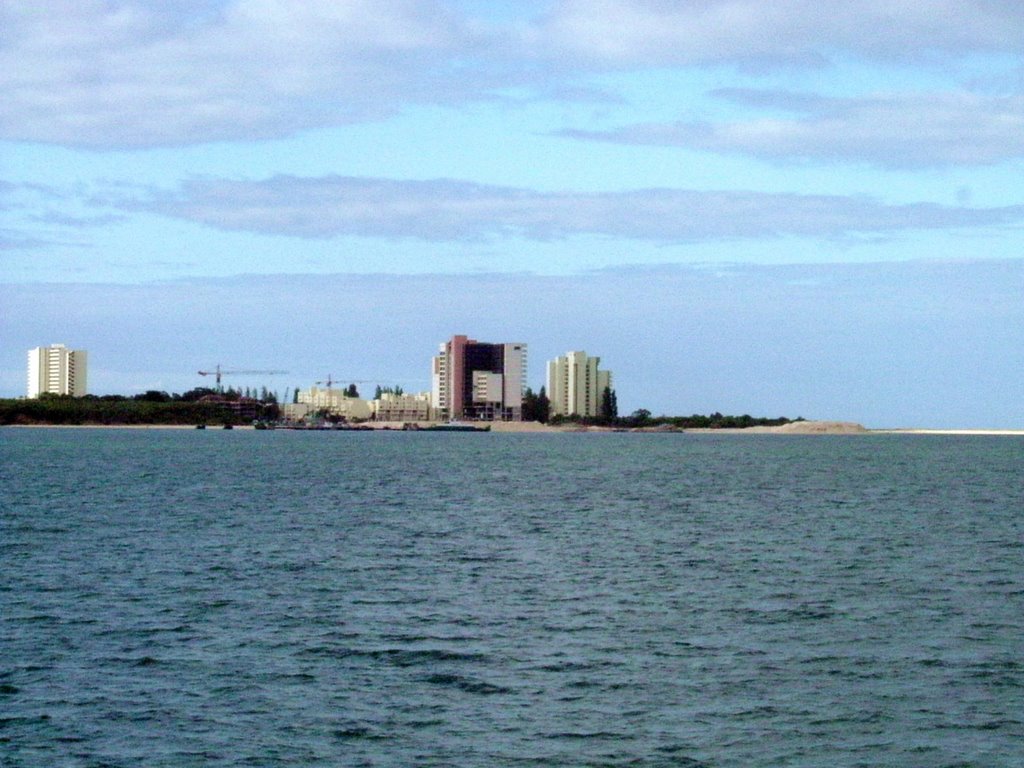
7, 393, 1020, 434
5, 391, 816, 431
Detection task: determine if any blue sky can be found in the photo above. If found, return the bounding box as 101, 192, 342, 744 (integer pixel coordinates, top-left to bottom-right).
2, 1, 1023, 427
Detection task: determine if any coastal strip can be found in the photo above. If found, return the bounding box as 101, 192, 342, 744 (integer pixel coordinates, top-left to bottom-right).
5, 421, 1022, 435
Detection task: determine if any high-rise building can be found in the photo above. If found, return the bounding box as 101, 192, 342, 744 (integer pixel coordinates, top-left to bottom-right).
547, 350, 612, 418
431, 335, 527, 421
27, 344, 88, 398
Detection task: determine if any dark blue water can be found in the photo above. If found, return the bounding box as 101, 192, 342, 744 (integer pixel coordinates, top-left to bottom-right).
2, 429, 1022, 767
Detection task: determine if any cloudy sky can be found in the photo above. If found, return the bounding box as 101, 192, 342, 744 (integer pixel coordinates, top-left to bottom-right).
2, 0, 1022, 427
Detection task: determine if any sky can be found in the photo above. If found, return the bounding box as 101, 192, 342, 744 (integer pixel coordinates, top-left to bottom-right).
2, 0, 1023, 428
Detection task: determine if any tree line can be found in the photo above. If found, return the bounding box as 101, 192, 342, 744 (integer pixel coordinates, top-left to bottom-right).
2, 385, 800, 430
521, 385, 797, 429
0, 389, 280, 426
521, 385, 619, 424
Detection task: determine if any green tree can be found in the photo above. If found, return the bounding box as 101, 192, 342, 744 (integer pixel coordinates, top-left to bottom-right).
178, 387, 217, 402
599, 386, 618, 422
520, 387, 550, 423
537, 385, 550, 424
133, 390, 171, 402
521, 387, 538, 421
628, 408, 651, 427
374, 385, 405, 399
345, 383, 359, 398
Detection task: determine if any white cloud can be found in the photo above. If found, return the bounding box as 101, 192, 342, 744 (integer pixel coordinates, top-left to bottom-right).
2, 1, 1023, 149
529, 0, 1024, 67
132, 174, 1024, 242
563, 90, 1024, 167
0, 0, 485, 148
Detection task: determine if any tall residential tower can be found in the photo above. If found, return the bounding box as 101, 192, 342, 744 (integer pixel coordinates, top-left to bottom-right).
431, 335, 527, 421
547, 351, 612, 418
27, 344, 88, 398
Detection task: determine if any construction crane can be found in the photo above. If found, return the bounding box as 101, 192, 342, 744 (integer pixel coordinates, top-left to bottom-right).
315, 375, 376, 389
198, 364, 288, 388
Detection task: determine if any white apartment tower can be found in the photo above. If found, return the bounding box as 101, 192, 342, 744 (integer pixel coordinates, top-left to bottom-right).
27, 344, 88, 398
547, 350, 612, 418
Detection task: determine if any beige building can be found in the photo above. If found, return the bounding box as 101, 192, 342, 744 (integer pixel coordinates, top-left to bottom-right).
27, 344, 88, 398
296, 386, 372, 420
547, 350, 612, 418
281, 402, 313, 422
372, 391, 433, 422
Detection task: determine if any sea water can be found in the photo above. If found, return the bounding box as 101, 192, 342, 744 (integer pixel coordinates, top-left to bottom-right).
1, 428, 1022, 767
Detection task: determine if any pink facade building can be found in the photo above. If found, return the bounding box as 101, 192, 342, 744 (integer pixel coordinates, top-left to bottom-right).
431, 335, 527, 421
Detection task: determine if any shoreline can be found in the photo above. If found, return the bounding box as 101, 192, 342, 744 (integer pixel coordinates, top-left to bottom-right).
871, 428, 1024, 436
4, 420, 1023, 435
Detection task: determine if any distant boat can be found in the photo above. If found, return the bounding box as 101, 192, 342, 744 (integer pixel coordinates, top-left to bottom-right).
223, 424, 233, 430
195, 424, 206, 430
